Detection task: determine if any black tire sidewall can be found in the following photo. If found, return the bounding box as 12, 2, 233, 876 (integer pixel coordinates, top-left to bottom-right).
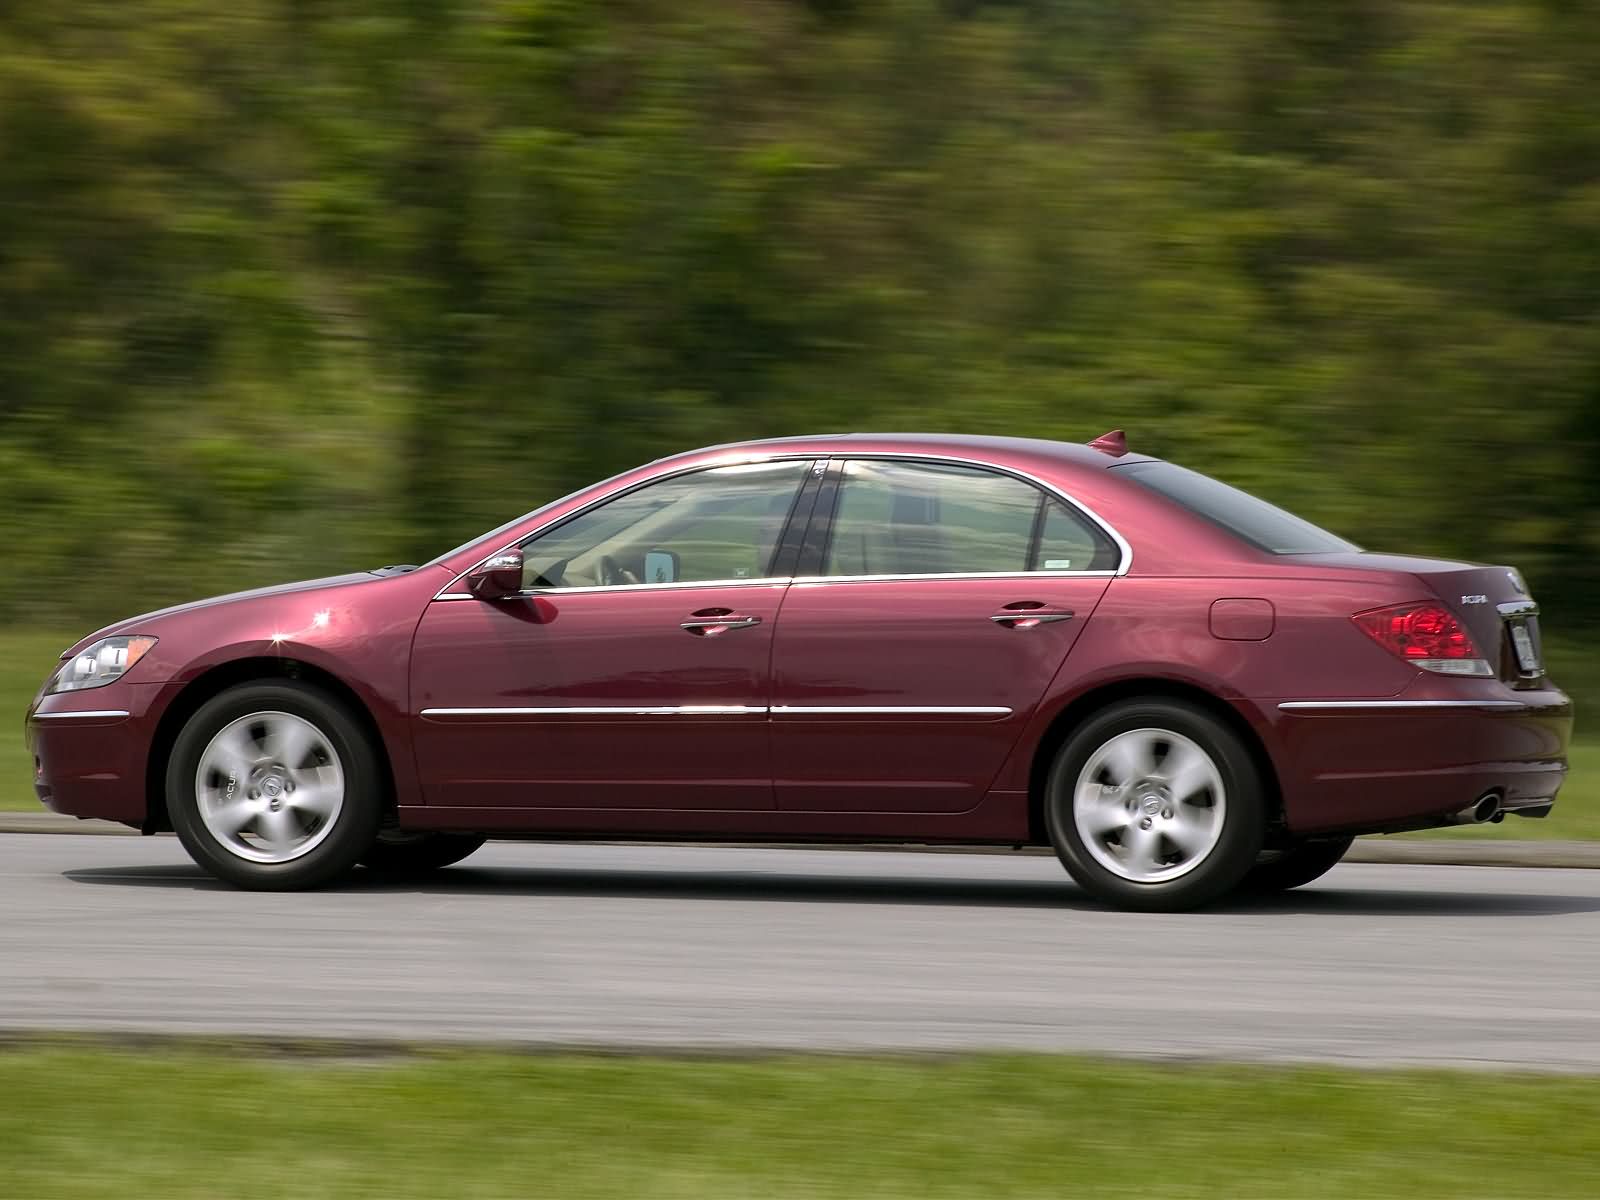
167, 681, 383, 890
1045, 700, 1266, 911
359, 832, 486, 876
1242, 836, 1354, 893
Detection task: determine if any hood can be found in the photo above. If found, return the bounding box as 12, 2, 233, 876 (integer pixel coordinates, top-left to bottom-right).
67, 570, 424, 657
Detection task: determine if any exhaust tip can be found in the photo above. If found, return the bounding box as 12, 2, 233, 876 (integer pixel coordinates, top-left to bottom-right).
1447, 793, 1503, 825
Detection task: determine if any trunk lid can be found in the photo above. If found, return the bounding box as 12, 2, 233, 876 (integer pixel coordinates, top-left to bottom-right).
1281, 552, 1544, 683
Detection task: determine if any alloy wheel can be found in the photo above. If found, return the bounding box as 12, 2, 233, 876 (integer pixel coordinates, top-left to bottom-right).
194, 710, 346, 864
1072, 727, 1226, 884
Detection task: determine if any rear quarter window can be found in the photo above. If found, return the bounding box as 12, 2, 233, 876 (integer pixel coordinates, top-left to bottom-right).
1116, 461, 1357, 555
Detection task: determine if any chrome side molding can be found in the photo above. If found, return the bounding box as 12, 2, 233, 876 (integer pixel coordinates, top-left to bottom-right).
419, 704, 1015, 718
30, 709, 132, 720
1277, 700, 1526, 712
420, 705, 767, 717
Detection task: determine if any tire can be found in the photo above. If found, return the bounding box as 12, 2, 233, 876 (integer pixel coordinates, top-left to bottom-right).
360, 831, 486, 877
1241, 836, 1353, 893
166, 680, 384, 890
1044, 699, 1266, 912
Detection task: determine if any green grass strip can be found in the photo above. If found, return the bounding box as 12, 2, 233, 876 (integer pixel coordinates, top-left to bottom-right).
2, 1048, 1599, 1198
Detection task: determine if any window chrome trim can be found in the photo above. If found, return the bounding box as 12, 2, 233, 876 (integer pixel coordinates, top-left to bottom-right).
432, 448, 1135, 601
31, 709, 131, 720
531, 577, 790, 597
790, 571, 1115, 586
438, 570, 1117, 597
433, 578, 792, 601
772, 705, 1013, 716
420, 705, 768, 717
1277, 700, 1526, 712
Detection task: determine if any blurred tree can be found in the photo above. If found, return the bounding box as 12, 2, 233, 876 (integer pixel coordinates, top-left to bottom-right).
0, 0, 1597, 630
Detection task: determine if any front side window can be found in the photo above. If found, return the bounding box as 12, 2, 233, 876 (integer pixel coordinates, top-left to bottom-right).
822, 460, 1118, 577
520, 461, 808, 589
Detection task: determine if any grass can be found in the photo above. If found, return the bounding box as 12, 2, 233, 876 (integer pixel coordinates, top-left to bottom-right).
4, 626, 1593, 838
2, 1047, 1600, 1199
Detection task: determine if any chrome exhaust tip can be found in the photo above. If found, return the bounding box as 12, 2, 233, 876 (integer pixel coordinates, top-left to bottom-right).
1449, 793, 1502, 825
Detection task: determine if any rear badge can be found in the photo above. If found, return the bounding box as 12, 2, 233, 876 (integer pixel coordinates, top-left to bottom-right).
1461, 594, 1488, 605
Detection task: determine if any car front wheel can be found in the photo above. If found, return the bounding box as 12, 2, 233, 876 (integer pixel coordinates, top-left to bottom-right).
167, 681, 383, 890
1045, 699, 1266, 912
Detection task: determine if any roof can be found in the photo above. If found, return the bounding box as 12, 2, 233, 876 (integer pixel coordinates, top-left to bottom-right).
671, 432, 1158, 472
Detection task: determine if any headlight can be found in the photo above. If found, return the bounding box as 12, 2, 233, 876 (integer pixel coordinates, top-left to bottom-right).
48, 636, 158, 694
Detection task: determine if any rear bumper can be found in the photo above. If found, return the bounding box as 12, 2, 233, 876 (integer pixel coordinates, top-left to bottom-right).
1261, 686, 1573, 836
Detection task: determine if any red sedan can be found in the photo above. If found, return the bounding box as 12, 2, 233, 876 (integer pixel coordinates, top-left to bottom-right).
25, 432, 1573, 910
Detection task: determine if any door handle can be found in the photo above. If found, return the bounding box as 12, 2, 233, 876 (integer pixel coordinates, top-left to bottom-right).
681, 608, 762, 636
990, 602, 1074, 630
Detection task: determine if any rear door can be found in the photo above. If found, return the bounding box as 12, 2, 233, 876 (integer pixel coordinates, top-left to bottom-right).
769, 457, 1119, 813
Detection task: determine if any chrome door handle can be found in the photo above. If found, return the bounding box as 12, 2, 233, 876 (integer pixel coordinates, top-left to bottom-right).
990, 604, 1074, 630
681, 609, 762, 636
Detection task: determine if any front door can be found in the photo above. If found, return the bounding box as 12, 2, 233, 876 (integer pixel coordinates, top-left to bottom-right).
411, 459, 814, 811
770, 458, 1118, 813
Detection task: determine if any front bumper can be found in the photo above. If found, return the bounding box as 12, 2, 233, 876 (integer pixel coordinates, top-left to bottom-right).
26, 683, 170, 827
1263, 686, 1573, 836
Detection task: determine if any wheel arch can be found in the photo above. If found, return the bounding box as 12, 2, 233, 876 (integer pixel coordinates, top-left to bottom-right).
1024, 678, 1283, 845
142, 657, 396, 833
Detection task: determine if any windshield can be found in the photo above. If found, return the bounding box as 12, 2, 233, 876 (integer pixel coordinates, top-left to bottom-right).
1117, 461, 1357, 555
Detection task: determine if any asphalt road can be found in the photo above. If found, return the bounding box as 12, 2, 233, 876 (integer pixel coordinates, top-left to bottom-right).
4, 834, 1599, 1071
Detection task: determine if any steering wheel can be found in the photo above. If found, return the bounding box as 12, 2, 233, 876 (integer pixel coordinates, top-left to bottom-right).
597, 554, 636, 587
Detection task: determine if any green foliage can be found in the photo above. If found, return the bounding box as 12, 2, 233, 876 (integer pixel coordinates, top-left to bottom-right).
2, 2, 1600, 629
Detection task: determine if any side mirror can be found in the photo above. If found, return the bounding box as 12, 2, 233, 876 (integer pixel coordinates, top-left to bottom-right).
643, 548, 680, 585
466, 548, 524, 600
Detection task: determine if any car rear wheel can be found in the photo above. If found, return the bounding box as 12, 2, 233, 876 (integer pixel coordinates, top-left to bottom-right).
167, 681, 383, 890
1241, 836, 1354, 893
1045, 699, 1266, 912
360, 831, 486, 877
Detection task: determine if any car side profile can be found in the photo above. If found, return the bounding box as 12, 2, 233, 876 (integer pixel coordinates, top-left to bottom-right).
26, 431, 1573, 910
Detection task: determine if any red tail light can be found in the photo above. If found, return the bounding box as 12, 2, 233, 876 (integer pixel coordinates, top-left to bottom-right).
1352, 603, 1493, 677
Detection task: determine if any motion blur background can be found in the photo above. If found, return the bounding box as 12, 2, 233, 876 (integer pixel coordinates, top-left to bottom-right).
6, 9, 1600, 1195
2, 1, 1596, 655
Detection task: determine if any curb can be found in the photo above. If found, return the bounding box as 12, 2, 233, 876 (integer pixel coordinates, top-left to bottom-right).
1344, 838, 1600, 870
0, 813, 139, 835
1, 810, 1596, 868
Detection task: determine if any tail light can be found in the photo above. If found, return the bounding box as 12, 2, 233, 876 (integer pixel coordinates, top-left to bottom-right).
1352, 603, 1493, 677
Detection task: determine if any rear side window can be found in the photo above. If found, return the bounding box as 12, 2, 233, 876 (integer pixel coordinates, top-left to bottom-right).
822, 460, 1119, 576
1036, 500, 1116, 572
1118, 461, 1356, 554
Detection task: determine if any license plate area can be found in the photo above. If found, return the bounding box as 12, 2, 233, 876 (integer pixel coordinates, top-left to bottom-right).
1508, 620, 1541, 676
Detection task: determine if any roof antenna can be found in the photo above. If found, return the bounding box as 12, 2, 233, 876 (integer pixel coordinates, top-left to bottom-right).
1087, 429, 1128, 457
